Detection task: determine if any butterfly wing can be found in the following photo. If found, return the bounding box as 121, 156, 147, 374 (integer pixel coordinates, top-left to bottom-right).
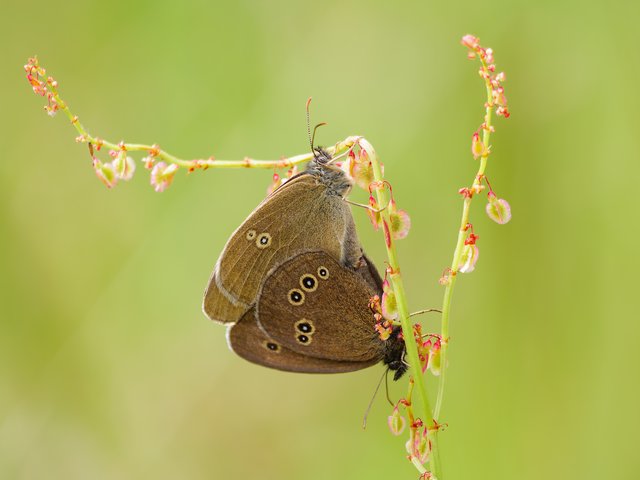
227, 308, 377, 373
203, 174, 362, 324
256, 251, 383, 363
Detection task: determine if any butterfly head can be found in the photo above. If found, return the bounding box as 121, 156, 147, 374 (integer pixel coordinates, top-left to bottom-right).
307, 147, 353, 197
382, 327, 407, 381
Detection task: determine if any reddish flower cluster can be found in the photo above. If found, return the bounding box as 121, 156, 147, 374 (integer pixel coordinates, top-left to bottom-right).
448, 36, 513, 276
369, 294, 394, 340
24, 57, 60, 116
461, 34, 510, 119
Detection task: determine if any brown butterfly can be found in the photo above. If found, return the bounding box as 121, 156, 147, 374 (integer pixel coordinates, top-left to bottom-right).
228, 250, 406, 378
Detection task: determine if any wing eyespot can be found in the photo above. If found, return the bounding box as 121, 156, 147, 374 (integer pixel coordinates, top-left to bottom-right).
317, 266, 329, 280
296, 334, 312, 345
288, 289, 305, 305
300, 274, 318, 292
262, 340, 281, 353
246, 229, 257, 241
294, 319, 315, 334
256, 232, 272, 249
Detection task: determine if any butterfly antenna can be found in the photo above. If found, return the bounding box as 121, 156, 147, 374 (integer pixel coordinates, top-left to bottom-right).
362, 369, 392, 429
306, 97, 314, 153
312, 122, 327, 152
305, 97, 328, 158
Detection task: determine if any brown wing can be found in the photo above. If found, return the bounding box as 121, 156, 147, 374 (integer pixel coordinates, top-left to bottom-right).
256, 251, 383, 363
227, 308, 377, 373
203, 174, 362, 323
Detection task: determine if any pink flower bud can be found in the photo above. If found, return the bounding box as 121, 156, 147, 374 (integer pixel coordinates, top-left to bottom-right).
486, 192, 512, 224
267, 172, 282, 195
388, 406, 406, 436
150, 162, 178, 192
142, 156, 155, 170
461, 34, 479, 50
458, 244, 479, 273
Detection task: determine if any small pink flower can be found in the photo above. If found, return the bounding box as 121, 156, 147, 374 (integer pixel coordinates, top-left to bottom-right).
150, 162, 179, 192
388, 406, 406, 436
486, 192, 512, 224
461, 34, 479, 50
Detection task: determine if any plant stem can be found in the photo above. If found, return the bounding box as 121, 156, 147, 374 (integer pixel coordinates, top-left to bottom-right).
433, 56, 495, 421
44, 77, 349, 170
363, 138, 442, 478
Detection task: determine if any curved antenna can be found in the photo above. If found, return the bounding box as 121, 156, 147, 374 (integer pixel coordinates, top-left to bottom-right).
312, 122, 327, 151
306, 97, 313, 152
305, 97, 327, 155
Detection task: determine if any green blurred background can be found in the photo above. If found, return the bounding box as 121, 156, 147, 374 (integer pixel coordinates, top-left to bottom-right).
2, 1, 639, 479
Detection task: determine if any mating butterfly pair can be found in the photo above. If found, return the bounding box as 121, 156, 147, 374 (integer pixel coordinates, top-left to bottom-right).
203, 150, 406, 379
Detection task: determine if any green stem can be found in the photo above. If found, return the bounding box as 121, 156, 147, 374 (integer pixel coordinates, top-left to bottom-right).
433, 55, 495, 421
44, 77, 343, 170
362, 139, 441, 479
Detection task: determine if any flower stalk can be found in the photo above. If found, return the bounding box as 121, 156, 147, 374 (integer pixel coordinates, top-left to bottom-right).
360, 139, 442, 477
434, 35, 511, 421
